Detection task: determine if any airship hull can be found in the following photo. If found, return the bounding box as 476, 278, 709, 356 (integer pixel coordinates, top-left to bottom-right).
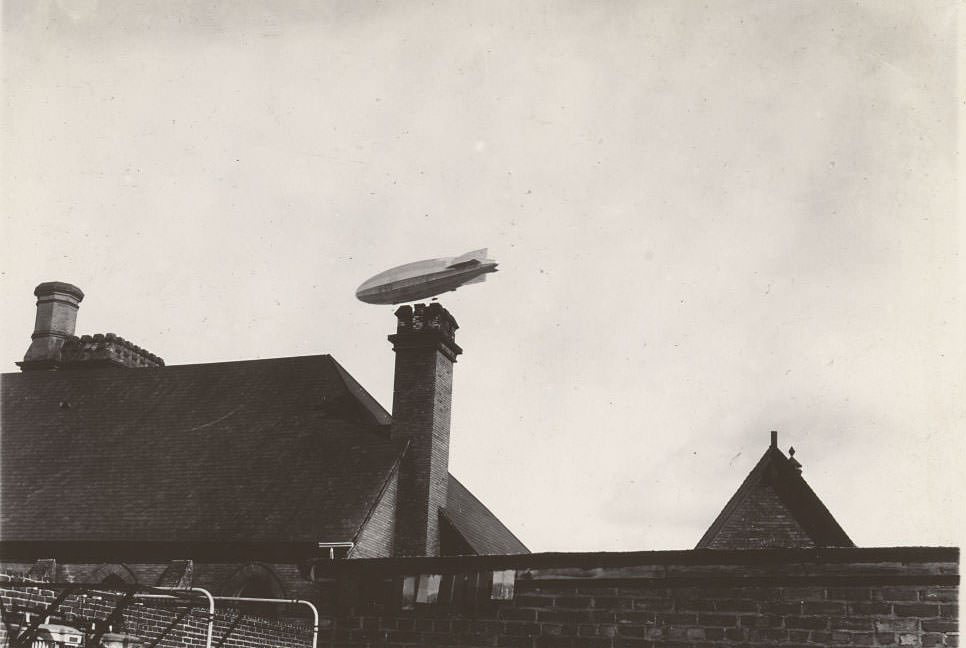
356, 250, 498, 304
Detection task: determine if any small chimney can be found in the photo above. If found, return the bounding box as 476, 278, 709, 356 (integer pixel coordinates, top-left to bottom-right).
388, 303, 462, 556
19, 282, 85, 371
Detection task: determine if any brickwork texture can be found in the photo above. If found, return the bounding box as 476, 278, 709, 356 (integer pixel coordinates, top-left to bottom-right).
312, 547, 958, 647
389, 302, 460, 557
704, 485, 816, 549
0, 574, 315, 648
0, 548, 958, 647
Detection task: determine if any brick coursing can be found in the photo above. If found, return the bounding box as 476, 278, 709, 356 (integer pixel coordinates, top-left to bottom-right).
705, 485, 815, 549
0, 549, 958, 647
392, 347, 453, 557
352, 471, 399, 559
389, 303, 460, 557
0, 561, 319, 602
696, 443, 853, 550
0, 575, 314, 648
310, 547, 959, 647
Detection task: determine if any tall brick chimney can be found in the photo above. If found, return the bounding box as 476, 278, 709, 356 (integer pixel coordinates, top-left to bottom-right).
388, 303, 462, 556
19, 282, 85, 371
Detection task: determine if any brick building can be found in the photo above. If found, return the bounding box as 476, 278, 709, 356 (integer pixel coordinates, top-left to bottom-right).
1, 282, 527, 599
0, 282, 958, 648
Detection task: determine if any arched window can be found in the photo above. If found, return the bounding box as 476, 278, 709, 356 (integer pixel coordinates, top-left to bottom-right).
100, 573, 129, 588
223, 564, 285, 619
91, 564, 137, 588
235, 573, 277, 599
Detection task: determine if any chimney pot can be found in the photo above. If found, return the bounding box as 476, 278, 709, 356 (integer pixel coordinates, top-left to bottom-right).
19, 282, 164, 370
20, 282, 85, 370
33, 281, 84, 302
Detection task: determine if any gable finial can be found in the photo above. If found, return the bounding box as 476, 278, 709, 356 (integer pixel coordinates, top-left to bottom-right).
788, 446, 802, 473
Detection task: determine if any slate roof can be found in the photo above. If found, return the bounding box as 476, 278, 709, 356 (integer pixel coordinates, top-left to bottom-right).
443, 476, 529, 555
696, 442, 854, 550
1, 354, 528, 555
0, 355, 405, 544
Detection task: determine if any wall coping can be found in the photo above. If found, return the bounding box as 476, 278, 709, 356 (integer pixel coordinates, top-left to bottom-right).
309, 546, 959, 577
3, 546, 958, 586
305, 547, 961, 594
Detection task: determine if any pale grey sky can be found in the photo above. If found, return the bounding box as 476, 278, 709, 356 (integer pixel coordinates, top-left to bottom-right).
2, 0, 963, 551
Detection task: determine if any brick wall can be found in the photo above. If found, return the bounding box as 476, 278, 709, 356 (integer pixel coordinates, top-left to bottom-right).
310, 547, 958, 647
0, 574, 316, 648
704, 484, 815, 549
0, 561, 319, 602
2, 548, 958, 647
352, 472, 399, 559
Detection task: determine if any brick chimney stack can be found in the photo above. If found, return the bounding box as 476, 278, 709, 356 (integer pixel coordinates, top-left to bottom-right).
388, 302, 462, 556
19, 282, 85, 371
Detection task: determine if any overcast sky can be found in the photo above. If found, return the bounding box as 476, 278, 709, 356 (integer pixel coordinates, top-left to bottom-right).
2, 0, 963, 552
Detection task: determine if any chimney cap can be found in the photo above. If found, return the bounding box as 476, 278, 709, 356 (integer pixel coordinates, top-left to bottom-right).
389, 302, 462, 362
393, 302, 460, 336
34, 281, 84, 302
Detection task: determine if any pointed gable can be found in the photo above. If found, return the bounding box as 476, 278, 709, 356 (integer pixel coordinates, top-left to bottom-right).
696, 432, 854, 549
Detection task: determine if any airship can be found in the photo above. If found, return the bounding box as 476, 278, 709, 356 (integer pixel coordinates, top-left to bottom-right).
356, 249, 498, 304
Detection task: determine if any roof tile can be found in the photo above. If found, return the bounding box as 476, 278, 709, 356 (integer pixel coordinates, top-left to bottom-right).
1, 356, 405, 544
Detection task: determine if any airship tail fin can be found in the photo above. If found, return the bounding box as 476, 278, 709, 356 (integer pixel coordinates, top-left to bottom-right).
448, 248, 488, 268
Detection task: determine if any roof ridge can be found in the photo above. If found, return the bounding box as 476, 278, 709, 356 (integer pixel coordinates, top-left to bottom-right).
160, 353, 335, 370
2, 353, 338, 377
